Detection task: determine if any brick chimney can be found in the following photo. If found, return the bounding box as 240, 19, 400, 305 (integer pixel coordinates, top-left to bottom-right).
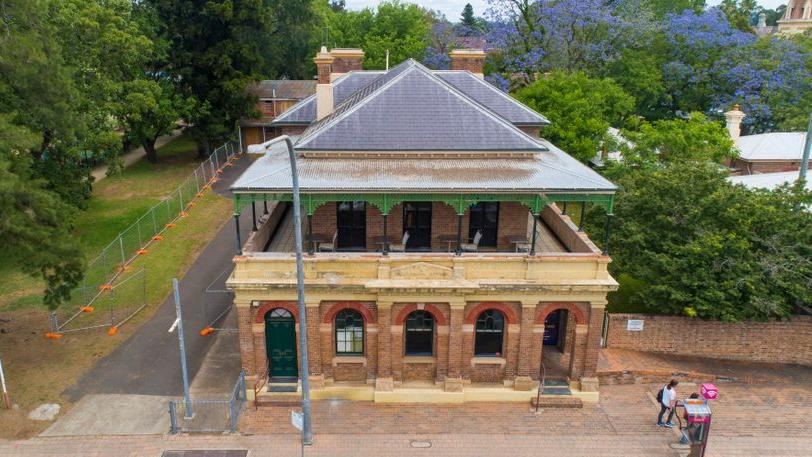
450, 49, 486, 79
724, 104, 746, 144
313, 46, 334, 120
329, 48, 364, 80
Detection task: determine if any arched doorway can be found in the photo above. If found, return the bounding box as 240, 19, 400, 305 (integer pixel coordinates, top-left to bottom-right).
542, 309, 572, 378
265, 308, 298, 380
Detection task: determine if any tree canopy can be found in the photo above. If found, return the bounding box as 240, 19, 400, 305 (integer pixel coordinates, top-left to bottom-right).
513, 71, 635, 163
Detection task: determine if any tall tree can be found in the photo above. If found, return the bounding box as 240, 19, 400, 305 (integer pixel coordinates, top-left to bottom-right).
316, 0, 432, 69
149, 0, 280, 155
459, 3, 482, 35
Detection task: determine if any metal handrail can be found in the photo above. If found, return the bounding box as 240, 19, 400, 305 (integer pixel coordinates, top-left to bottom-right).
534, 358, 547, 413
253, 366, 270, 410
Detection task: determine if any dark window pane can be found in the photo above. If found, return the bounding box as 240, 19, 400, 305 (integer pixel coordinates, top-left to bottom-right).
474, 309, 504, 356
405, 310, 434, 355
469, 202, 499, 247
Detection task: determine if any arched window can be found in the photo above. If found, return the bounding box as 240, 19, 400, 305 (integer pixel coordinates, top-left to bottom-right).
335, 309, 364, 355
405, 310, 434, 355
474, 309, 505, 356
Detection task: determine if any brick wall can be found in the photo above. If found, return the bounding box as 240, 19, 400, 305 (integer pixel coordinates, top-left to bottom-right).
732, 158, 812, 174
606, 314, 812, 366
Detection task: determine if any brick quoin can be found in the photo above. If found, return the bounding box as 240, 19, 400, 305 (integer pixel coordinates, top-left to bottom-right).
394, 303, 449, 325
254, 301, 299, 323
322, 301, 377, 324
464, 302, 519, 325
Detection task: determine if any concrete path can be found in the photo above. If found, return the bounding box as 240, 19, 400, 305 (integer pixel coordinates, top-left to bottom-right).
91, 130, 183, 182
40, 395, 171, 436
6, 382, 812, 456
65, 155, 252, 400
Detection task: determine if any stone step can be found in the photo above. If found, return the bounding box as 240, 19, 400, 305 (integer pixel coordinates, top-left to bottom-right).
531, 395, 583, 409
542, 387, 572, 395
255, 392, 301, 406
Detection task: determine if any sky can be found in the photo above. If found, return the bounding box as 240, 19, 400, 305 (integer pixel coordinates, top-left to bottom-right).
344, 0, 788, 22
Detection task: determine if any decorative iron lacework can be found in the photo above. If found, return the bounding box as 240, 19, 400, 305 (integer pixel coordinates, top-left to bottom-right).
232, 192, 614, 216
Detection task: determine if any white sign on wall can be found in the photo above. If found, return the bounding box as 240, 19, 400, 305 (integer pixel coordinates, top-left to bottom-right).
627, 319, 645, 331
290, 410, 303, 431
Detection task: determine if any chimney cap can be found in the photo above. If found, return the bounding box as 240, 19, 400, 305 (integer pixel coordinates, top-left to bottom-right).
330, 48, 365, 58
449, 48, 486, 59
314, 45, 334, 64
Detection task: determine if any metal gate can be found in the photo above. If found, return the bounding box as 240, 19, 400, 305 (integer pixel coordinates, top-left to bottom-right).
169, 370, 247, 434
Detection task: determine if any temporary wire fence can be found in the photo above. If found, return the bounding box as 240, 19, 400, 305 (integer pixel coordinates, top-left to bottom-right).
47, 139, 241, 337
199, 267, 238, 336
169, 370, 247, 434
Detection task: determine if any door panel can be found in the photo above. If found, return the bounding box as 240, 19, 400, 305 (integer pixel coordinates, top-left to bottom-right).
543, 310, 561, 346
337, 201, 366, 250
403, 202, 432, 250
265, 311, 298, 378
469, 202, 499, 248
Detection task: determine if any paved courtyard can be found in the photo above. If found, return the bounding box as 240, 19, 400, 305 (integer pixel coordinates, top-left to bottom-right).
2, 381, 810, 456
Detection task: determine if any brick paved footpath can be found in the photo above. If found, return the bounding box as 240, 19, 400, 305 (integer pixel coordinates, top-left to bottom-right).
1, 384, 811, 456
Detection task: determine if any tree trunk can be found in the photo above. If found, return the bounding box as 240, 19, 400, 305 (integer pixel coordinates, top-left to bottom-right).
143, 139, 158, 164
196, 137, 210, 159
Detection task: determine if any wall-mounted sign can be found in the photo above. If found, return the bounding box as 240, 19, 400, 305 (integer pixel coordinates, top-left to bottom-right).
290, 410, 303, 431
626, 319, 644, 331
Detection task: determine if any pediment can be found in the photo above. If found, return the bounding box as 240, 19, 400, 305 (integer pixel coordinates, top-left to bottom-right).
390, 262, 453, 280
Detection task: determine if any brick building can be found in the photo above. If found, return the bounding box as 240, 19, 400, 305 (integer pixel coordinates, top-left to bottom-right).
725, 105, 812, 175
239, 80, 316, 150
778, 0, 812, 33
227, 47, 619, 404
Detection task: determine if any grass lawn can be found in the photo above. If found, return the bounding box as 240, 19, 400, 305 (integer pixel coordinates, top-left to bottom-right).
0, 135, 233, 438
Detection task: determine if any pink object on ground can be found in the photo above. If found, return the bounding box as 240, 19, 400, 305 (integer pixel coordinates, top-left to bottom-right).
701, 383, 719, 400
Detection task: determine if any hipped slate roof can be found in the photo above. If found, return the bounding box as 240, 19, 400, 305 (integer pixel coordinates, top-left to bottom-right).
737, 132, 808, 161
231, 138, 616, 193
270, 67, 548, 127
295, 59, 544, 152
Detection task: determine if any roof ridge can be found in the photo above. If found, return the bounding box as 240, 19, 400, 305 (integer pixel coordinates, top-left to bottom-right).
448, 72, 550, 125
271, 71, 369, 124
411, 64, 546, 149
295, 60, 422, 147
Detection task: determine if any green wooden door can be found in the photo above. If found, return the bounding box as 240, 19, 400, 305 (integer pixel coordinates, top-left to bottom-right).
265, 309, 298, 378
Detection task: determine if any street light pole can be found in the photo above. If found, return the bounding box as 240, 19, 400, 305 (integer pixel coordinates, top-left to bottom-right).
171, 278, 193, 419
264, 136, 313, 445
800, 113, 811, 184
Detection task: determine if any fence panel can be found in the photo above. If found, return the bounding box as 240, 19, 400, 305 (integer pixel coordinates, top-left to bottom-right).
49, 138, 240, 335
169, 371, 246, 434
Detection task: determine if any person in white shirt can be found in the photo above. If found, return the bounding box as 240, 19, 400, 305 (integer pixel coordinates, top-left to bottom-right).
657, 379, 679, 427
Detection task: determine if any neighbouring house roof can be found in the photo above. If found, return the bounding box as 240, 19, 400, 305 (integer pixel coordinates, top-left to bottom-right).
737, 132, 808, 161
455, 36, 487, 51
247, 80, 317, 100
271, 66, 548, 127
728, 171, 811, 191
232, 138, 616, 193
590, 127, 632, 167
295, 59, 544, 152
271, 72, 385, 125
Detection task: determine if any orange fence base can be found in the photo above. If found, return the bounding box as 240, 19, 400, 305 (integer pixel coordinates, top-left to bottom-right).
80, 306, 94, 313
44, 332, 63, 339
199, 327, 215, 336
107, 326, 118, 336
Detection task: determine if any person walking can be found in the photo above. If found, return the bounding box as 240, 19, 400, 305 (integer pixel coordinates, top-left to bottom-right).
657, 379, 679, 427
